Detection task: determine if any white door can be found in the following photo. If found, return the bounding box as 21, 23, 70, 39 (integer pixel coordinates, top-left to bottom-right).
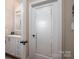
30, 5, 52, 59
29, 1, 62, 59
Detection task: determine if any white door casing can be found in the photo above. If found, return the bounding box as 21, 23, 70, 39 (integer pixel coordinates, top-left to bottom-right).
20, 0, 29, 59
29, 0, 62, 59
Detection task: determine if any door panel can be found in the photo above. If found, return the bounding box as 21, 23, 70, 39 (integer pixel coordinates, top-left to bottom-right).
35, 6, 52, 57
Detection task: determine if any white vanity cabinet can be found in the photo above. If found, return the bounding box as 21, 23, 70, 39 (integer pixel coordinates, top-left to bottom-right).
9, 37, 16, 56
5, 36, 11, 54
5, 35, 21, 58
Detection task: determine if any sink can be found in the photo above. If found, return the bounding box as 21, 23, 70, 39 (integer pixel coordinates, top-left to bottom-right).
8, 35, 21, 38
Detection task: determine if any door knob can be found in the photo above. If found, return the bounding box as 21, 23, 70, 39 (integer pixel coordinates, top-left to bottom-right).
20, 41, 28, 45
32, 34, 36, 37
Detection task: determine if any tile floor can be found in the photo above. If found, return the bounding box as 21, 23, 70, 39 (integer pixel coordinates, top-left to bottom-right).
6, 56, 15, 59
6, 56, 19, 59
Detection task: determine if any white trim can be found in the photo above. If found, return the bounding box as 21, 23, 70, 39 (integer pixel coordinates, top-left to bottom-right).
31, 0, 47, 5
58, 0, 63, 58
33, 2, 54, 9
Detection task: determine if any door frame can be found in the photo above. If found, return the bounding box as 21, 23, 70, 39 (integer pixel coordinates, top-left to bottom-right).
20, 0, 29, 59
29, 0, 63, 59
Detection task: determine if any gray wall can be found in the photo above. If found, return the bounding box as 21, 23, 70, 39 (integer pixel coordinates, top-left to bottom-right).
62, 0, 74, 59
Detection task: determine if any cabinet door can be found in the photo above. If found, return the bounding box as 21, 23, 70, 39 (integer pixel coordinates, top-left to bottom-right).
5, 37, 10, 53
9, 37, 16, 56
15, 38, 21, 58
